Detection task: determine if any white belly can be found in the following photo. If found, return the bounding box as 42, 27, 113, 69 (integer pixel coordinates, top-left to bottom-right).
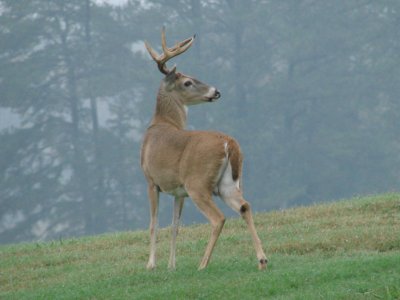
164, 186, 189, 198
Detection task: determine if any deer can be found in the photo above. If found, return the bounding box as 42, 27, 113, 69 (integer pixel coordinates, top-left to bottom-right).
141, 28, 267, 271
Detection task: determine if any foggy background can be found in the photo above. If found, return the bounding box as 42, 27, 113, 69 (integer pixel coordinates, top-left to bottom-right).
1, 0, 399, 244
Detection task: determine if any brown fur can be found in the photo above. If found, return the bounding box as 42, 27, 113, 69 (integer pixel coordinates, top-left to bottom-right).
227, 138, 242, 182
142, 31, 267, 270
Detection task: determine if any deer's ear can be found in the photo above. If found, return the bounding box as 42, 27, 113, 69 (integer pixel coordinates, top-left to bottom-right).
164, 65, 178, 89
165, 65, 177, 81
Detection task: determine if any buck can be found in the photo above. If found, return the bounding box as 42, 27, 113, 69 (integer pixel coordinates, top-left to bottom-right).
141, 28, 267, 270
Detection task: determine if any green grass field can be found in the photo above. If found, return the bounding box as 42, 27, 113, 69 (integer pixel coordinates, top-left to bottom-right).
1, 194, 399, 299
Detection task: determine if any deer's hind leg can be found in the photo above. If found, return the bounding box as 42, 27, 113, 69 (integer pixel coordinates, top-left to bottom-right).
218, 163, 267, 270
186, 183, 225, 270
237, 199, 268, 270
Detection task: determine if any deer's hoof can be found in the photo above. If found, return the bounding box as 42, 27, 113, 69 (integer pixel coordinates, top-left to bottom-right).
146, 262, 156, 270
258, 258, 268, 270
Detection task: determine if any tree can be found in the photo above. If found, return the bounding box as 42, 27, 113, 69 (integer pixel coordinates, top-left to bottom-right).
1, 0, 400, 244
0, 0, 146, 242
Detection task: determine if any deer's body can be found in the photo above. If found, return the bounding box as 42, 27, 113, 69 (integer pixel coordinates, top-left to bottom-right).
141, 29, 267, 270
142, 126, 237, 198
142, 86, 241, 199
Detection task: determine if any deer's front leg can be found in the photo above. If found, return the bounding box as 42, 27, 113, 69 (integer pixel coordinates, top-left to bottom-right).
147, 184, 159, 270
169, 196, 184, 270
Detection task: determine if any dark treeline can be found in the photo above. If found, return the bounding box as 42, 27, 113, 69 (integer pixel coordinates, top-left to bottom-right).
1, 0, 399, 244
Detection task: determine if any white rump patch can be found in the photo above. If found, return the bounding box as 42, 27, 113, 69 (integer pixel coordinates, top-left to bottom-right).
216, 161, 242, 212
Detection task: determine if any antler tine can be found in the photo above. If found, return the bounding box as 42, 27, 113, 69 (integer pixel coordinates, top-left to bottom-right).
145, 27, 195, 75
144, 41, 160, 62
160, 28, 170, 56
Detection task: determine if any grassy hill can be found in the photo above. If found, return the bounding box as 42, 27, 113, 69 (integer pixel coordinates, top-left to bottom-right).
1, 194, 399, 299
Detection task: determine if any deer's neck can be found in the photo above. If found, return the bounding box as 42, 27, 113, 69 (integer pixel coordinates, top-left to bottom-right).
151, 89, 187, 130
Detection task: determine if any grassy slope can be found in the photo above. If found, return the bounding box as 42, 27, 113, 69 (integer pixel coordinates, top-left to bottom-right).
1, 194, 399, 299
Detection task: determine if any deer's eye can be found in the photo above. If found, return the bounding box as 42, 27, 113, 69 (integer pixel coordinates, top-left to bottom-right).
184, 80, 193, 87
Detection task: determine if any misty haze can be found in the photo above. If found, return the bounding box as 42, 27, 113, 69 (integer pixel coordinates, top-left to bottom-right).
1, 1, 399, 245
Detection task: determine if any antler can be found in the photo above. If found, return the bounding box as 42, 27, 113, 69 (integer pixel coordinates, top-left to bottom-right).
144, 27, 195, 75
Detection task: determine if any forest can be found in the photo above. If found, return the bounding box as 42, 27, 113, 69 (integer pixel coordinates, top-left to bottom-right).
1, 0, 399, 244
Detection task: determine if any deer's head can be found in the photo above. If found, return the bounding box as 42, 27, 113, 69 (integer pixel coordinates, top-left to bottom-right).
145, 28, 220, 106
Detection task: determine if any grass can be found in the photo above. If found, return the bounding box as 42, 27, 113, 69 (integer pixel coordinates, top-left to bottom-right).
1, 193, 399, 299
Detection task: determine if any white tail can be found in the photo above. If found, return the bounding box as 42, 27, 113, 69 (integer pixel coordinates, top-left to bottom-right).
141, 28, 267, 270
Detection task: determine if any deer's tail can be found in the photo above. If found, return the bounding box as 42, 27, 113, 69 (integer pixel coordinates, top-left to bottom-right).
227, 138, 243, 182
